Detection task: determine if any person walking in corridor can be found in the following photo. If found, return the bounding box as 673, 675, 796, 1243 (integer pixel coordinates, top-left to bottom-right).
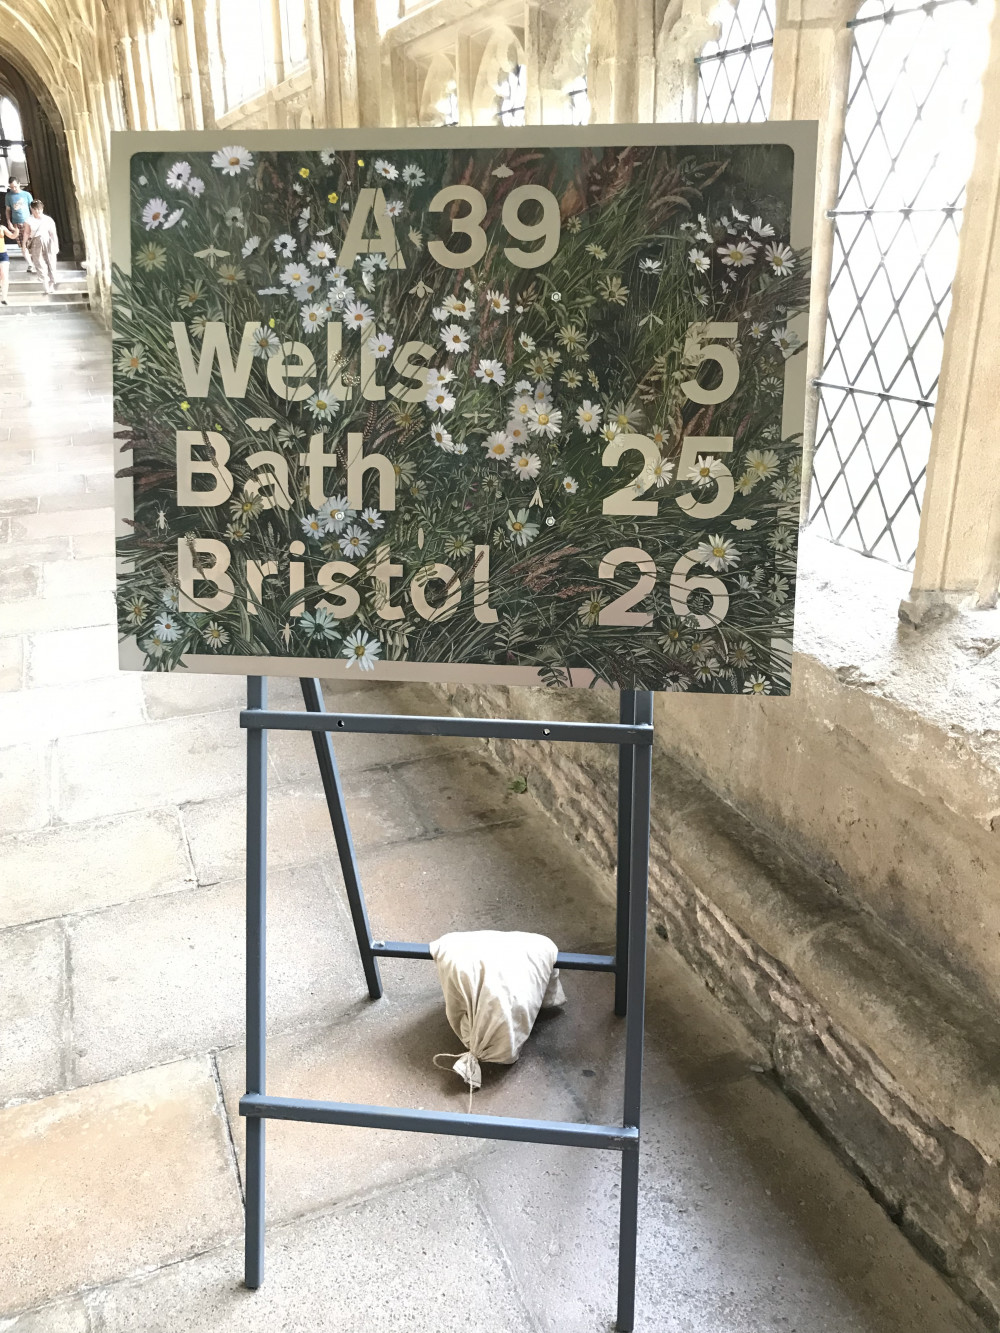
24, 199, 59, 295
5, 177, 34, 273
0, 214, 18, 304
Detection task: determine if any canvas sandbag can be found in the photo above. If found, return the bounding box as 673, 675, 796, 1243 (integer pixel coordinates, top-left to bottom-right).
429, 930, 566, 1094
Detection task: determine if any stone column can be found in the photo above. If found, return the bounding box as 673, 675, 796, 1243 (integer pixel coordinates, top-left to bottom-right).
189, 0, 218, 129
770, 0, 861, 509
354, 0, 383, 127
652, 0, 724, 124
903, 0, 1000, 614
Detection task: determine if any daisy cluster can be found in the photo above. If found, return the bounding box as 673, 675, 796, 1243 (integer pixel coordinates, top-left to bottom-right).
118, 143, 807, 690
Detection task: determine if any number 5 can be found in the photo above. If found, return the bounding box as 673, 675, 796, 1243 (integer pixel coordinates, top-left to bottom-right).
681, 322, 739, 405
675, 435, 734, 520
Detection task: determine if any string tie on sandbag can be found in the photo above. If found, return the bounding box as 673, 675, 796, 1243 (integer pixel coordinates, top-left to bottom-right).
433, 1051, 480, 1113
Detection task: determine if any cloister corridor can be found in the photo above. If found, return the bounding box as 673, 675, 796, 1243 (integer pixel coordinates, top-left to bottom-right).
0, 309, 985, 1332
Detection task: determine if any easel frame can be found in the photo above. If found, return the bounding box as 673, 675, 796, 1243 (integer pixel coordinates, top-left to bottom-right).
240, 675, 654, 1331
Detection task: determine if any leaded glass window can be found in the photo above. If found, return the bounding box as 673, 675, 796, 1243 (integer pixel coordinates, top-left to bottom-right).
696, 0, 775, 123
497, 64, 527, 126
809, 0, 991, 567
566, 75, 590, 124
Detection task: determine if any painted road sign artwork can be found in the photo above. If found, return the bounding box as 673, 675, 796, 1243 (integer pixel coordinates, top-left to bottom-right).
111, 126, 814, 692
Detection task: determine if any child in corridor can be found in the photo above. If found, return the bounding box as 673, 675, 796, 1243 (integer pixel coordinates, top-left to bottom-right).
24, 199, 59, 296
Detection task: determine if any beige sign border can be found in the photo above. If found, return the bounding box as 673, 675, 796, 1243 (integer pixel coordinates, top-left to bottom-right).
111, 121, 817, 687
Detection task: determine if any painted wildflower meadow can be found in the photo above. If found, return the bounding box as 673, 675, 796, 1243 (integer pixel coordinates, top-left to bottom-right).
113, 135, 810, 692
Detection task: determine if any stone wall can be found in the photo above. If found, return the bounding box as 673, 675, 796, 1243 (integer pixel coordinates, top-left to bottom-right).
436, 532, 1000, 1327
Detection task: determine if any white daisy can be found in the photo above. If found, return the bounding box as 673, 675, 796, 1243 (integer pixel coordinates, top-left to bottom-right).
202, 621, 229, 650
509, 394, 534, 421
308, 240, 336, 268
161, 586, 180, 610
293, 277, 323, 302
475, 359, 506, 387
241, 235, 261, 258
430, 424, 454, 451
281, 261, 312, 286
485, 289, 510, 314
301, 512, 330, 539
562, 476, 579, 494
339, 525, 370, 559
747, 449, 781, 478
300, 302, 329, 332
166, 161, 191, 190
211, 145, 254, 176
427, 367, 455, 387
251, 325, 280, 358
426, 385, 456, 414
647, 458, 674, 488
163, 209, 184, 230
771, 326, 801, 357
368, 330, 395, 359
506, 509, 539, 546
307, 390, 340, 420
718, 239, 757, 267
529, 407, 562, 439
343, 300, 375, 332
639, 257, 663, 274
688, 456, 727, 488
154, 612, 182, 642
510, 452, 542, 481
505, 421, 530, 449
441, 323, 470, 354
576, 401, 602, 434
748, 321, 767, 340
362, 508, 384, 529
483, 432, 512, 461
321, 494, 355, 532
343, 629, 381, 671
141, 198, 169, 229
273, 234, 295, 256
186, 177, 205, 197
578, 595, 606, 626
373, 158, 398, 180
750, 216, 775, 238
402, 164, 425, 186
443, 294, 473, 320
765, 243, 795, 275
688, 248, 710, 272
694, 534, 740, 572
743, 674, 772, 695
384, 199, 404, 218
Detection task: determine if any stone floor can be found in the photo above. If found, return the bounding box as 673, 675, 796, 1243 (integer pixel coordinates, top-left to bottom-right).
0, 309, 986, 1333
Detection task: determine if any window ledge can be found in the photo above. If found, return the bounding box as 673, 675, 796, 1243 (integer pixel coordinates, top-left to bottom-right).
796, 528, 1000, 785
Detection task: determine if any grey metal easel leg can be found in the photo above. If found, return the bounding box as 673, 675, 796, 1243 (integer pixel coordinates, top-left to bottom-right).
245, 675, 268, 1288
299, 678, 383, 1000
615, 690, 637, 1017
616, 690, 653, 1332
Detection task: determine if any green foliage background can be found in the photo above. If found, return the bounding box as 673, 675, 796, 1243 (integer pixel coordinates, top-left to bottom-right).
113, 140, 810, 692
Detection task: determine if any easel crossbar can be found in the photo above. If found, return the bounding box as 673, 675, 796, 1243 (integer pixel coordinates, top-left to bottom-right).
240, 707, 654, 746
243, 677, 654, 1330
240, 1092, 638, 1151
370, 940, 616, 971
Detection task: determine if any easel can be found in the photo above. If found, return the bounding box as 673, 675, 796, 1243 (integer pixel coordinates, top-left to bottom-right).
240, 675, 655, 1331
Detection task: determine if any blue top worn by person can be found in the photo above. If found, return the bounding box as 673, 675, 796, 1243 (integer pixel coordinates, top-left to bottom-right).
5, 185, 33, 226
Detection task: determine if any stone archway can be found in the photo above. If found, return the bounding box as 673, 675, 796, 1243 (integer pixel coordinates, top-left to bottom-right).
0, 53, 84, 262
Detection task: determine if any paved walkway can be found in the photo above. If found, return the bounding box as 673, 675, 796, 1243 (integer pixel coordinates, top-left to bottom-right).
0, 309, 984, 1332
